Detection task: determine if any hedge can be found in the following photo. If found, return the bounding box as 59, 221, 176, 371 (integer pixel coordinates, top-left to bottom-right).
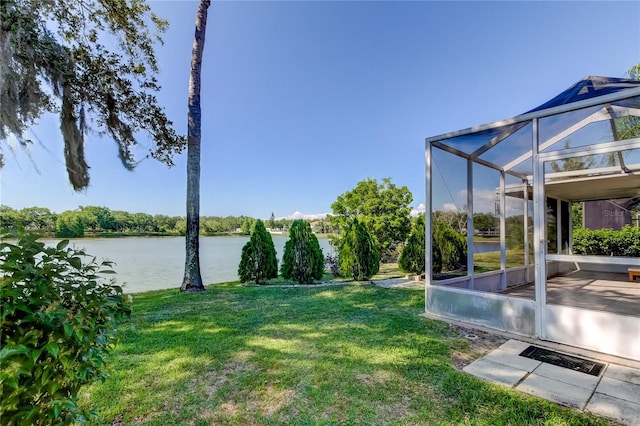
572, 226, 640, 257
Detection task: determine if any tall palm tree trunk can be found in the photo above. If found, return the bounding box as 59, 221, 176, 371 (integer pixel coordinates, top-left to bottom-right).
181, 0, 211, 292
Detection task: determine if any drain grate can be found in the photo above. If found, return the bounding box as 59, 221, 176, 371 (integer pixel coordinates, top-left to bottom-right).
519, 346, 605, 376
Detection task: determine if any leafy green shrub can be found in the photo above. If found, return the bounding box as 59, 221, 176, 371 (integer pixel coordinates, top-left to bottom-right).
573, 226, 640, 256
399, 215, 425, 275
281, 220, 325, 284
339, 218, 380, 280
399, 215, 442, 275
432, 239, 442, 274
434, 219, 466, 272
1, 233, 130, 425
238, 219, 278, 284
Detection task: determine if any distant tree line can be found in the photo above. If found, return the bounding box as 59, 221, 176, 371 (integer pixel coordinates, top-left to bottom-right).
0, 205, 337, 238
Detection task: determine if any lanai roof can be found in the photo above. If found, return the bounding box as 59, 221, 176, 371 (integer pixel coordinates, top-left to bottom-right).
526, 75, 640, 113
427, 76, 640, 186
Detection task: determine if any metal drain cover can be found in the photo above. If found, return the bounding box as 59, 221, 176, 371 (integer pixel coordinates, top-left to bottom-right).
519, 346, 605, 376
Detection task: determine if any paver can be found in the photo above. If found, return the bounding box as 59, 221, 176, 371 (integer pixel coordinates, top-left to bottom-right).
463, 357, 528, 387
532, 362, 600, 390
483, 348, 541, 372
605, 363, 640, 385
517, 373, 592, 408
595, 376, 640, 404
587, 392, 640, 425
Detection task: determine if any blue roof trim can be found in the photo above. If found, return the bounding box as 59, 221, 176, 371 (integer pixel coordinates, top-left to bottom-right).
526, 75, 640, 113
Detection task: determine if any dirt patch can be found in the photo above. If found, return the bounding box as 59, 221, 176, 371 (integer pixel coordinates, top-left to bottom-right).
449, 325, 508, 370
258, 385, 296, 417
194, 358, 254, 398
374, 395, 413, 421
356, 369, 393, 387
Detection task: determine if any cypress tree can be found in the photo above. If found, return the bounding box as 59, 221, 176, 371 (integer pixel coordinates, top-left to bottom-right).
339, 218, 380, 280
398, 215, 443, 275
281, 220, 325, 284
433, 219, 466, 272
238, 219, 278, 284
399, 215, 425, 275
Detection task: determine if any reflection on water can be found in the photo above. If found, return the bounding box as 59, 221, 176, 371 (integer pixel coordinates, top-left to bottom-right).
43, 236, 334, 294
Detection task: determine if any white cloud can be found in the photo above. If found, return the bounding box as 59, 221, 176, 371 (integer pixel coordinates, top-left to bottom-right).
468, 189, 498, 214
442, 203, 459, 213
410, 203, 426, 217
437, 189, 523, 216
276, 211, 330, 221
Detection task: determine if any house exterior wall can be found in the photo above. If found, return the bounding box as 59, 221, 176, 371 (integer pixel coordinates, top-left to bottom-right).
584, 200, 631, 230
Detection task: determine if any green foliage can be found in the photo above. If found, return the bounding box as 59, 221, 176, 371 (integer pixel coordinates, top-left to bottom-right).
433, 209, 466, 234
572, 226, 640, 256
240, 218, 256, 235
611, 64, 640, 143
505, 215, 531, 250
431, 238, 443, 274
399, 215, 425, 275
399, 215, 442, 275
331, 177, 412, 262
55, 211, 85, 238
0, 0, 184, 189
339, 218, 380, 280
2, 204, 276, 236
269, 212, 276, 229
550, 142, 595, 172
628, 62, 640, 80
433, 219, 467, 272
281, 220, 325, 284
572, 202, 583, 230
80, 206, 116, 232
238, 220, 278, 284
0, 206, 57, 234
473, 213, 497, 232
0, 232, 130, 425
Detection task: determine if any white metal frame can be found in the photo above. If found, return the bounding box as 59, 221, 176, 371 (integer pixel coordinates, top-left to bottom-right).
425, 83, 640, 356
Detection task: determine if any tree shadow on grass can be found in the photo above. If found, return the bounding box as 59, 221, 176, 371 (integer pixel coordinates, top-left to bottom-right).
82, 284, 610, 425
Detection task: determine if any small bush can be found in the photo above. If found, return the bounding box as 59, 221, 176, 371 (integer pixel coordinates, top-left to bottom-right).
238, 219, 278, 284
399, 215, 442, 275
434, 219, 467, 272
281, 220, 325, 283
339, 219, 380, 280
399, 215, 425, 275
573, 226, 640, 256
0, 232, 130, 425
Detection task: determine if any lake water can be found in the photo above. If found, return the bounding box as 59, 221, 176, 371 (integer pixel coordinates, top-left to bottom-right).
43, 236, 334, 294
473, 241, 501, 253
37, 237, 498, 293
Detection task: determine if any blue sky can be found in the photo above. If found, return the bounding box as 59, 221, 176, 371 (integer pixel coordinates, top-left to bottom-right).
2, 1, 639, 219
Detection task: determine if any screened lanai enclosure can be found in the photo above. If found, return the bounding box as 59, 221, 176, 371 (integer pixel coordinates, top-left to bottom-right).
425, 76, 640, 361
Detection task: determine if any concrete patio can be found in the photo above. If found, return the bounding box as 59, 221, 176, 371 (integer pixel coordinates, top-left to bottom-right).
505, 270, 640, 317
464, 339, 640, 425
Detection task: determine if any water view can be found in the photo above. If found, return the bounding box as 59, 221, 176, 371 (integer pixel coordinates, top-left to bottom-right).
44, 236, 334, 294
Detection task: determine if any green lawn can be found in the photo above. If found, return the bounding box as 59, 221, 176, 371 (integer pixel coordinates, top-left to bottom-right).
474, 249, 533, 273
80, 283, 610, 425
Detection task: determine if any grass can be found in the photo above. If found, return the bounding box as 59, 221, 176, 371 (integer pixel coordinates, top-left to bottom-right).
79, 283, 611, 425
373, 262, 405, 280
248, 263, 404, 286
474, 249, 534, 273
